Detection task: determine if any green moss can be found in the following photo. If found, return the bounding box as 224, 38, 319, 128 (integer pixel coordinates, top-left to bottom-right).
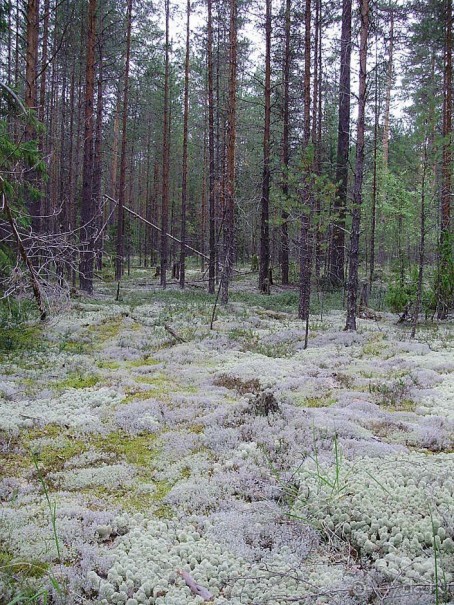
88, 316, 126, 346
92, 431, 157, 467
58, 339, 91, 354
362, 333, 387, 356
0, 325, 45, 355
21, 426, 87, 473
97, 360, 121, 370
294, 394, 335, 408
127, 357, 159, 368
52, 372, 99, 391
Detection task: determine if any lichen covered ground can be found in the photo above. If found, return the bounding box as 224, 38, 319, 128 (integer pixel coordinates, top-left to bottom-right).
1, 270, 453, 604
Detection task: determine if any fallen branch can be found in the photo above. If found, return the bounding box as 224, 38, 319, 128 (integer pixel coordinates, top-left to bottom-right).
1, 183, 47, 320
164, 323, 186, 343
177, 570, 213, 601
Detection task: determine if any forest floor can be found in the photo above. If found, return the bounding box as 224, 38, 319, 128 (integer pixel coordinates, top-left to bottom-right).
0, 269, 453, 605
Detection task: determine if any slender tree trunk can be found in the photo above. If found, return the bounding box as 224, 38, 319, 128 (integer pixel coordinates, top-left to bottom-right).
438, 0, 453, 318
220, 0, 237, 304
280, 0, 291, 285
25, 0, 40, 233
382, 9, 394, 169
411, 136, 428, 338
180, 0, 191, 288
80, 0, 97, 293
259, 0, 272, 294
298, 0, 312, 343
345, 0, 369, 331
93, 31, 104, 271
329, 0, 351, 286
161, 0, 171, 288
207, 0, 216, 294
115, 0, 133, 281
369, 35, 379, 288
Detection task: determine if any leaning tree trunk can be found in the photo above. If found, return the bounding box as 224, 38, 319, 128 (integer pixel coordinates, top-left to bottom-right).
345, 0, 369, 331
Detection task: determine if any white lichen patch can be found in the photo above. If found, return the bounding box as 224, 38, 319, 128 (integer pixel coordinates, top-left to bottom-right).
0, 386, 123, 431
93, 515, 365, 605
293, 452, 454, 585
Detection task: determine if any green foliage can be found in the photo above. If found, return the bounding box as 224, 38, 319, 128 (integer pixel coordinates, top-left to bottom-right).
385, 267, 437, 316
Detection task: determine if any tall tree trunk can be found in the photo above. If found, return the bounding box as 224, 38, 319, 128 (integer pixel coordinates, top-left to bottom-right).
220, 0, 237, 304
382, 9, 394, 169
438, 0, 453, 318
345, 0, 369, 331
115, 0, 133, 281
329, 0, 352, 286
207, 0, 216, 294
298, 0, 312, 344
280, 0, 291, 285
411, 135, 428, 338
369, 34, 379, 288
180, 0, 191, 289
25, 0, 40, 233
93, 30, 104, 271
259, 0, 272, 294
80, 0, 97, 293
160, 0, 171, 288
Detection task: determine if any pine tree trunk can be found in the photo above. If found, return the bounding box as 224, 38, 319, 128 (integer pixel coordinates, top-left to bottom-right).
280, 0, 291, 285
180, 0, 191, 289
298, 0, 312, 338
25, 0, 41, 233
115, 0, 133, 281
207, 0, 216, 294
345, 0, 369, 331
80, 0, 97, 293
259, 0, 272, 294
160, 0, 171, 288
220, 0, 237, 304
439, 0, 453, 318
329, 0, 351, 286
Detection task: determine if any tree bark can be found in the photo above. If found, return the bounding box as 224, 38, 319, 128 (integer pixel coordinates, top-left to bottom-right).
180, 0, 191, 289
345, 0, 369, 331
280, 0, 291, 285
220, 0, 237, 304
80, 0, 97, 293
207, 0, 216, 294
298, 0, 312, 340
329, 0, 352, 286
438, 0, 453, 318
115, 0, 133, 281
24, 0, 41, 233
160, 0, 171, 288
259, 0, 272, 294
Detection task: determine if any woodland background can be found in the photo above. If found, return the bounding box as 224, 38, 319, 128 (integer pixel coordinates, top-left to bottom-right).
0, 0, 453, 327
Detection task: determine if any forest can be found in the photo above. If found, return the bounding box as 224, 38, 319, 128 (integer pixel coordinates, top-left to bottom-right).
0, 0, 453, 603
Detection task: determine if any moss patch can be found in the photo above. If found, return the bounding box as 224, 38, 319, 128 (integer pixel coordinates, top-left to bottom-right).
51, 372, 100, 391
0, 325, 45, 355
91, 431, 157, 467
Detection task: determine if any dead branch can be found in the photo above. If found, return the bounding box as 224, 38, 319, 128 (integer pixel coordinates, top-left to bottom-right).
164, 323, 186, 343
1, 184, 47, 320
177, 570, 213, 601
